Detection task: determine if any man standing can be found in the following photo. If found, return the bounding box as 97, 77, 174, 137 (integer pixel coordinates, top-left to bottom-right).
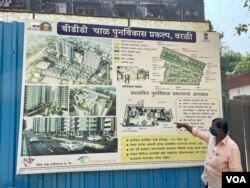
175, 118, 242, 188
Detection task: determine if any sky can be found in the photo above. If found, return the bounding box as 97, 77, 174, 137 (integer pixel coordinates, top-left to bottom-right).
204, 0, 250, 53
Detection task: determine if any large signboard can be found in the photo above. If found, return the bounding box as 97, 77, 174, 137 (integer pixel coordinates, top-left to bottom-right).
16, 20, 221, 174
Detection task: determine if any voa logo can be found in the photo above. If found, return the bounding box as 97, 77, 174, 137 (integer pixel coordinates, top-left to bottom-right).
226, 176, 246, 184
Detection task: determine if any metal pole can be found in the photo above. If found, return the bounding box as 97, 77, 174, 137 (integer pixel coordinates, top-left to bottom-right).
72, 0, 74, 14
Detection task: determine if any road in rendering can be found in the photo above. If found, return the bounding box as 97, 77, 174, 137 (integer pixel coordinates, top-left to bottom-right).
23, 134, 117, 156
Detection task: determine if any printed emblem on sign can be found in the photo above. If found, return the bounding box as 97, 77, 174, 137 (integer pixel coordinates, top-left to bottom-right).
23, 157, 35, 167
40, 22, 52, 31
203, 32, 209, 42
77, 156, 90, 164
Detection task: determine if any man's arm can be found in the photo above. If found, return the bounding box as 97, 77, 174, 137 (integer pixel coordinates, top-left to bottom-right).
174, 122, 193, 133
175, 122, 210, 143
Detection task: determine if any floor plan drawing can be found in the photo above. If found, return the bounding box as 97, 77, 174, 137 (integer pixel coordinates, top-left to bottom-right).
121, 101, 173, 127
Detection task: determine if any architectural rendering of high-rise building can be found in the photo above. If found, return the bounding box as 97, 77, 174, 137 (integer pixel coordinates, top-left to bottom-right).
83, 49, 101, 71
31, 117, 67, 134
56, 40, 74, 61
33, 118, 45, 133
66, 117, 116, 136
55, 86, 68, 110
56, 40, 63, 58
68, 117, 80, 135
24, 85, 54, 114
46, 118, 56, 133
100, 117, 116, 135
65, 43, 73, 61
24, 85, 67, 116
78, 117, 98, 135
24, 85, 42, 113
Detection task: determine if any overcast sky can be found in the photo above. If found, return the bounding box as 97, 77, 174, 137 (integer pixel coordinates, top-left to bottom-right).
204, 0, 250, 53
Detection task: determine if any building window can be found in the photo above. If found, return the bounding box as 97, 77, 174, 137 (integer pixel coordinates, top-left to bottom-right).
193, 10, 199, 16
116, 5, 136, 18
78, 8, 95, 16
185, 10, 190, 16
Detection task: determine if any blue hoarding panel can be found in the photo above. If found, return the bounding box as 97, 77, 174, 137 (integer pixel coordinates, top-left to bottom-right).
0, 21, 204, 188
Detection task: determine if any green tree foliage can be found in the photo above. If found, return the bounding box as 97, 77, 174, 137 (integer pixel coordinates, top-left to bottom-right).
220, 41, 250, 101
226, 54, 250, 77
243, 0, 250, 10
236, 0, 250, 35
220, 43, 242, 99
220, 43, 241, 80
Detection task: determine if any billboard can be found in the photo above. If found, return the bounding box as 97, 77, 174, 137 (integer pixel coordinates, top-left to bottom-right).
16, 20, 221, 174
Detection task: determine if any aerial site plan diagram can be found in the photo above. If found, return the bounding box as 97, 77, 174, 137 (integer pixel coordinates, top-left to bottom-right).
25, 35, 112, 85
160, 47, 206, 85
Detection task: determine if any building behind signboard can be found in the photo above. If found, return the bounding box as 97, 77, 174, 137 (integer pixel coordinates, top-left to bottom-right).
2, 0, 205, 21
225, 72, 250, 99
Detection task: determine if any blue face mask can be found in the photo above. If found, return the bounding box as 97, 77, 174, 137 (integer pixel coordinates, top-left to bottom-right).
209, 127, 217, 136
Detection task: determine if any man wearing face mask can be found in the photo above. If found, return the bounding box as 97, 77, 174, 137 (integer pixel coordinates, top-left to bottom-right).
175, 118, 242, 188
